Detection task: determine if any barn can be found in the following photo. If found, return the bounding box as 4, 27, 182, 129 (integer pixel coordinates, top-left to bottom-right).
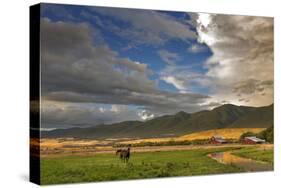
241, 136, 266, 144
209, 136, 227, 144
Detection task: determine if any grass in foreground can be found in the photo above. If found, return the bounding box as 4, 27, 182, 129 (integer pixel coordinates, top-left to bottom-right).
232, 146, 273, 164
41, 148, 243, 185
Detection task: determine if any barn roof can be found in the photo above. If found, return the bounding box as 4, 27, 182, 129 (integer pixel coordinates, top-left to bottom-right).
213, 135, 224, 139
245, 136, 265, 143
212, 135, 227, 143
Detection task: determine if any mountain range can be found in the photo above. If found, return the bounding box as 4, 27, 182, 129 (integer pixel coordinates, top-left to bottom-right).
40, 104, 273, 139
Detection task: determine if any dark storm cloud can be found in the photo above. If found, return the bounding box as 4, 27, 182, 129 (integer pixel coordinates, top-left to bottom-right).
41, 19, 210, 128
41, 18, 155, 95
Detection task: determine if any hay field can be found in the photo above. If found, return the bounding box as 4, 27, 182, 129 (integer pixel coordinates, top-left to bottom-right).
119, 128, 266, 144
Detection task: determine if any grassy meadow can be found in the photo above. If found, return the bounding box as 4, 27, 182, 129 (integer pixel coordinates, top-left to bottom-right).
38, 127, 274, 185
232, 146, 274, 164
41, 147, 244, 185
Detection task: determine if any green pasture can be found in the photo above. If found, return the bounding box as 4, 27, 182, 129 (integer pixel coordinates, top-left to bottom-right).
41, 147, 244, 185
232, 146, 273, 164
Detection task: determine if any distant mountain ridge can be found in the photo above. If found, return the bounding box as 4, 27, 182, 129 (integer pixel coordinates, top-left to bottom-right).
41, 104, 273, 139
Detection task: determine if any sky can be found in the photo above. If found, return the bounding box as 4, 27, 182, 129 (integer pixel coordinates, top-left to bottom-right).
39, 3, 274, 130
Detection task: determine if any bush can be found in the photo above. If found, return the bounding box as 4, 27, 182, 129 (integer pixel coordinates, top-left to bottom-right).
239, 131, 256, 140
257, 126, 273, 143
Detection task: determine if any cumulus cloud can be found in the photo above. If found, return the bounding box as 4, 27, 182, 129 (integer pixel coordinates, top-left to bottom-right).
138, 110, 155, 121
40, 9, 273, 129
41, 19, 156, 96
195, 13, 273, 106
159, 13, 273, 107
233, 79, 273, 95
41, 19, 210, 128
157, 50, 180, 65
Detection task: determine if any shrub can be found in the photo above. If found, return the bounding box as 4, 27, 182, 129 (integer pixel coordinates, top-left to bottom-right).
257, 126, 273, 143
239, 131, 256, 140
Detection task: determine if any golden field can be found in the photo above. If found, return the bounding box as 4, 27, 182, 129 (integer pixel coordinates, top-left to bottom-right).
32, 128, 266, 157
119, 128, 266, 144
177, 128, 266, 140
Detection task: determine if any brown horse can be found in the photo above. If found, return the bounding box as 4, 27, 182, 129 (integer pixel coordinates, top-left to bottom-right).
116, 146, 131, 163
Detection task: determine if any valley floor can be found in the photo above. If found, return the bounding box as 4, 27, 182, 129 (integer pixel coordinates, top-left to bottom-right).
40, 145, 273, 185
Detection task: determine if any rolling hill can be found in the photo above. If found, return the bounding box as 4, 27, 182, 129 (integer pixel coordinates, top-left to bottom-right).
41, 103, 273, 139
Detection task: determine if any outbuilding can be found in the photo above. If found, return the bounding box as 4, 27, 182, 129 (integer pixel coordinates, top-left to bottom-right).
209, 136, 227, 144
241, 136, 265, 144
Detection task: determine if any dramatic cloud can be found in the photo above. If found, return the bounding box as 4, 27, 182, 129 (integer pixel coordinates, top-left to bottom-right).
41, 18, 155, 97
86, 7, 197, 45
158, 50, 180, 65
40, 6, 273, 129
195, 13, 273, 106
233, 79, 273, 95
159, 13, 273, 107
41, 18, 210, 128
